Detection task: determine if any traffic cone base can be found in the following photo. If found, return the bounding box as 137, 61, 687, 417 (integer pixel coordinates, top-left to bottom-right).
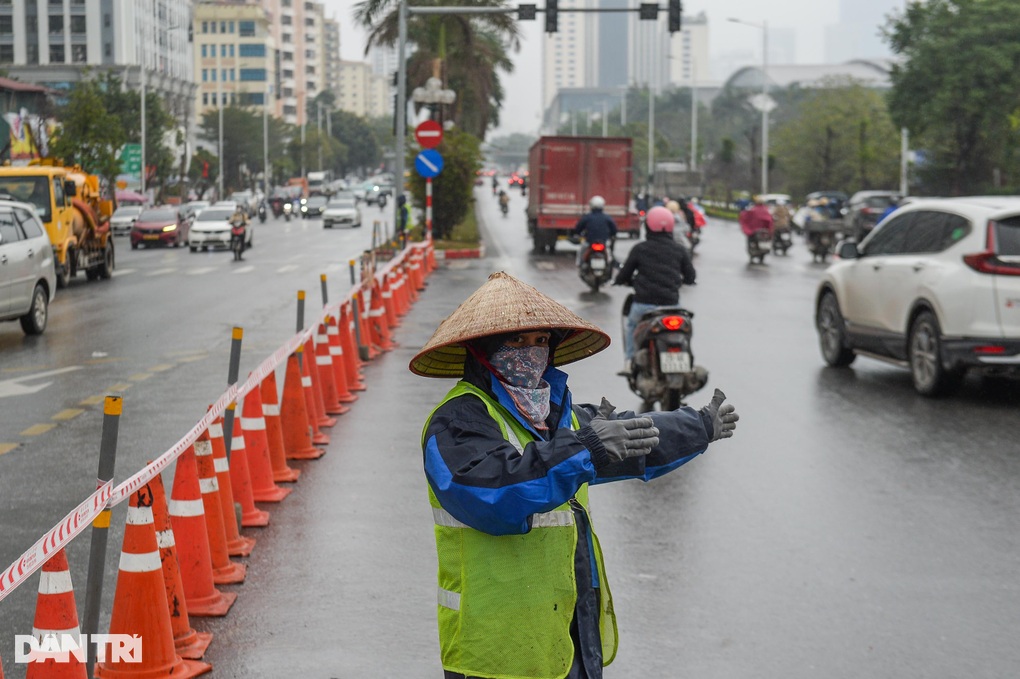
185, 589, 237, 618
287, 444, 325, 460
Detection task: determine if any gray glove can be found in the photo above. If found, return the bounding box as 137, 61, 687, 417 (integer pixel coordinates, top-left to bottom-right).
588, 398, 660, 462
699, 389, 738, 441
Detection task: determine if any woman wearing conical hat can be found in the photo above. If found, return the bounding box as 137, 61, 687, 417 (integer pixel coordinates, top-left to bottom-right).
411, 272, 739, 679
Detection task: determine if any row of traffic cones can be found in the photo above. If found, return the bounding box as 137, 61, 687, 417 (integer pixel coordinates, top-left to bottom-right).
19, 253, 432, 678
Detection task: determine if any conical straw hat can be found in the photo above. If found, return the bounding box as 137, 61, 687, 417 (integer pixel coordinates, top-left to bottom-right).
410, 271, 611, 378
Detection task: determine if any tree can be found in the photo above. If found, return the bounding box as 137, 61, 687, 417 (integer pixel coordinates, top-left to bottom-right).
199, 104, 291, 192
331, 110, 380, 176
100, 73, 176, 195
355, 0, 520, 139
770, 78, 900, 199
49, 79, 125, 191
885, 0, 1020, 194
406, 128, 481, 239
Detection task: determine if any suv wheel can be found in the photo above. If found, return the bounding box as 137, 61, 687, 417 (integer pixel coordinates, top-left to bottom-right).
909, 310, 963, 396
817, 292, 856, 367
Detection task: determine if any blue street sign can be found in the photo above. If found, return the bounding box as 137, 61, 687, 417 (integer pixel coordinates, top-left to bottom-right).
415, 149, 444, 179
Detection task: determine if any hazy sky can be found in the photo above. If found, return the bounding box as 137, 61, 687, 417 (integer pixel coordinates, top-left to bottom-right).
326, 0, 903, 136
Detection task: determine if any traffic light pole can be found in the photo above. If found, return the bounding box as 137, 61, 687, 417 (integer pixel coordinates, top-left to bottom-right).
394, 1, 682, 204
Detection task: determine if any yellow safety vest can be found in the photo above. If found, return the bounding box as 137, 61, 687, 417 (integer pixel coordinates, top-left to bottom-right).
423, 381, 618, 679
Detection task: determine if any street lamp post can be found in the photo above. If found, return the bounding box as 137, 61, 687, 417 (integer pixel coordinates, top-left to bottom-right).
728, 17, 770, 196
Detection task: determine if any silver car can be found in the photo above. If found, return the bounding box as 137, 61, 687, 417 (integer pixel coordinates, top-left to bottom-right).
110, 205, 143, 236
322, 196, 362, 229
0, 200, 56, 335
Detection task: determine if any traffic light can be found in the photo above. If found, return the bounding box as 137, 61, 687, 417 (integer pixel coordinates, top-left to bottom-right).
668, 0, 682, 33
545, 0, 558, 33
518, 4, 536, 20
639, 3, 658, 20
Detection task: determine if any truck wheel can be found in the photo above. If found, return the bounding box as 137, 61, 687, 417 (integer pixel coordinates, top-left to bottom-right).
56, 249, 73, 289
99, 241, 114, 279
20, 284, 48, 335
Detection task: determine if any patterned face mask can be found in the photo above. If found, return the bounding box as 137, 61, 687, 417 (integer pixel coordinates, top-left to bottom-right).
489, 345, 552, 430
489, 345, 549, 388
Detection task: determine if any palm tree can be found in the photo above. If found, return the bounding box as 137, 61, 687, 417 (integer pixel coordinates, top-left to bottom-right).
354, 0, 521, 139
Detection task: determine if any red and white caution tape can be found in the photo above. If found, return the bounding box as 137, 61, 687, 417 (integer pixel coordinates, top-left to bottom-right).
0, 482, 113, 603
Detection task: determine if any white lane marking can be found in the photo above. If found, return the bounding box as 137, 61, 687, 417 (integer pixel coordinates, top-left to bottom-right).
0, 367, 82, 399
111, 268, 136, 277
187, 267, 215, 275
276, 264, 300, 273
233, 265, 255, 274
146, 268, 177, 277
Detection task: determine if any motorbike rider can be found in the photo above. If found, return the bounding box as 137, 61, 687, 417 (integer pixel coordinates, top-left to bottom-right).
492, 174, 500, 196
665, 200, 693, 252
572, 195, 618, 266
739, 196, 774, 246
613, 206, 696, 373
498, 189, 510, 214
229, 206, 248, 260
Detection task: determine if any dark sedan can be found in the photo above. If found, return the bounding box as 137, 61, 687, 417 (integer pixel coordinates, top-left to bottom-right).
130, 207, 189, 249
301, 195, 328, 218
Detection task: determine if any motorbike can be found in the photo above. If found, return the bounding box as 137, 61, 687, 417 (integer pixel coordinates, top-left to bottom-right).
772, 225, 793, 255
747, 228, 772, 264
686, 225, 701, 254
500, 201, 509, 217
283, 201, 293, 222
378, 193, 388, 210
807, 229, 836, 263
257, 203, 267, 223
230, 224, 246, 261
576, 240, 614, 292
622, 295, 708, 410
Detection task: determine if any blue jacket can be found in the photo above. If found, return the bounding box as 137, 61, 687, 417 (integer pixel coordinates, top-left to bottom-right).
573, 209, 618, 244
423, 356, 713, 678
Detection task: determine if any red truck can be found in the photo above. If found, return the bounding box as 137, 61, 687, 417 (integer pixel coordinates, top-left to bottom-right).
526, 136, 640, 253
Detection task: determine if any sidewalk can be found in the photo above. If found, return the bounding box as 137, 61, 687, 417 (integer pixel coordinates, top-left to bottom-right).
198, 257, 494, 677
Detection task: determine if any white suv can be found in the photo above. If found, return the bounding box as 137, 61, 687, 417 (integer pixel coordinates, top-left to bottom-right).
815, 197, 1020, 395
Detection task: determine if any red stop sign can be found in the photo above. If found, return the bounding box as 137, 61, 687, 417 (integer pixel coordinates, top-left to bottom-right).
415, 120, 444, 149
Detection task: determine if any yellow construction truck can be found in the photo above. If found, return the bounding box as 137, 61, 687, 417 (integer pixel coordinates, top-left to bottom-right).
0, 161, 115, 287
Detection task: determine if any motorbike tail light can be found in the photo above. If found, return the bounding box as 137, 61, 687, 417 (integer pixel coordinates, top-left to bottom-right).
963, 221, 1020, 276
660, 316, 685, 331
590, 242, 606, 252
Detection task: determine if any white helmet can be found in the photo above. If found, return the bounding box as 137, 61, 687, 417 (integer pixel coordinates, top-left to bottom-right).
589, 195, 606, 210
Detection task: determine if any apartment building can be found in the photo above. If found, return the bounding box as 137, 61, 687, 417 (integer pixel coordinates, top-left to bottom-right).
192, 3, 277, 126
0, 0, 194, 126
336, 60, 389, 118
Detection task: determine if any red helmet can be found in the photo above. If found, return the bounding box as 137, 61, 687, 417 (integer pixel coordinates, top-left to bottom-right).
645, 206, 674, 234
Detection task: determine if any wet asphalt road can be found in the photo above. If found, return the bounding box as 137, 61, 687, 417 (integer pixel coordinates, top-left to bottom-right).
1, 188, 1019, 678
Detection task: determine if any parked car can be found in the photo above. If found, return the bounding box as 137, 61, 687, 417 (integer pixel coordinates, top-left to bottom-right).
0, 200, 56, 335
815, 197, 1020, 396
322, 196, 362, 229
110, 205, 144, 236
844, 190, 901, 241
130, 207, 190, 249
300, 195, 329, 218
189, 207, 253, 251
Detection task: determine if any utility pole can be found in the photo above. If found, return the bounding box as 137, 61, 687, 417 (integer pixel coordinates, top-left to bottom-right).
217, 47, 224, 199
263, 84, 270, 191
317, 101, 323, 171
690, 58, 698, 172
140, 65, 146, 197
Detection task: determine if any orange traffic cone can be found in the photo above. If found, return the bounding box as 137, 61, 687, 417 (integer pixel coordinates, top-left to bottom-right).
325, 315, 357, 404
314, 324, 349, 416
390, 268, 409, 318
260, 373, 301, 482
356, 290, 380, 360
225, 416, 270, 527
241, 389, 291, 502
25, 548, 85, 679
339, 302, 367, 392
168, 446, 235, 617
281, 353, 325, 460
299, 346, 331, 445
381, 273, 400, 328
150, 473, 213, 660
369, 279, 396, 352
194, 438, 247, 583
304, 338, 337, 429
94, 486, 211, 679
205, 415, 255, 556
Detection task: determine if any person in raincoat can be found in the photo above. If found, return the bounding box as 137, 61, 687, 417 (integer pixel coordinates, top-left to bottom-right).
411, 271, 739, 679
